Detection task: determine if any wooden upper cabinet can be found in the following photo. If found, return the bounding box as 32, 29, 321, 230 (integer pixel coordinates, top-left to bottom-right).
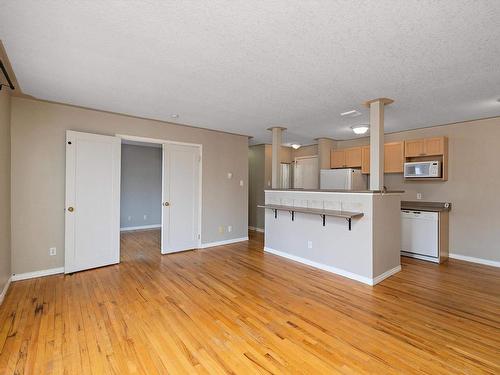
361, 146, 370, 174
360, 142, 404, 174
405, 139, 425, 157
330, 150, 345, 168
345, 147, 362, 167
331, 147, 362, 168
384, 141, 404, 173
424, 137, 444, 156
405, 136, 445, 157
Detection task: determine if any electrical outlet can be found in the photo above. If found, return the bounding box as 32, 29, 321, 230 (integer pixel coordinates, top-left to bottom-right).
228, 225, 232, 233
416, 193, 423, 200
307, 241, 313, 249
49, 247, 57, 256
239, 180, 244, 187
143, 214, 147, 220
267, 180, 271, 187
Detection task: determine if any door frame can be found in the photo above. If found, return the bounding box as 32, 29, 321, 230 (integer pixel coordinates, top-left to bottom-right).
116, 134, 203, 250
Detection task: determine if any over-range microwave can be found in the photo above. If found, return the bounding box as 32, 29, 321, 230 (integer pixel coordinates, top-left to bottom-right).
404, 161, 441, 178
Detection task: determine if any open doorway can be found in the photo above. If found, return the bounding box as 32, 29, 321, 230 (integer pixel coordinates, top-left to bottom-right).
120, 140, 162, 248
119, 135, 202, 255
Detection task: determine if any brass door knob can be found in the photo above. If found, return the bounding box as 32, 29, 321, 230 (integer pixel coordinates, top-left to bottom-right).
163, 202, 170, 207
68, 207, 74, 212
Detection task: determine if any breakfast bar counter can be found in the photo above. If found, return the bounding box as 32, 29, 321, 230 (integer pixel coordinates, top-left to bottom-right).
262, 189, 403, 285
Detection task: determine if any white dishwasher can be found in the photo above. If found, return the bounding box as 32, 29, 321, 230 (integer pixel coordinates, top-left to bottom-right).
401, 210, 439, 262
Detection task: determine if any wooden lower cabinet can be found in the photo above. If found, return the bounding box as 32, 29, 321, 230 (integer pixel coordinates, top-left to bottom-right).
361, 141, 404, 174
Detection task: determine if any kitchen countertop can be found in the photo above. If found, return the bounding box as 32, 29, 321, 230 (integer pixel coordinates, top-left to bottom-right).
266, 188, 405, 194
401, 201, 451, 212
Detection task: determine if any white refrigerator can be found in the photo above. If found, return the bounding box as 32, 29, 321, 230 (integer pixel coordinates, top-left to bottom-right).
320, 169, 367, 190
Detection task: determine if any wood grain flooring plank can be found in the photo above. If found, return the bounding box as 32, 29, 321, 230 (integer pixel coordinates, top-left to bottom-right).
0, 229, 499, 374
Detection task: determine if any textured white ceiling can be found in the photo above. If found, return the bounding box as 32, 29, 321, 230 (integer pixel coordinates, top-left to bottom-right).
1, 1, 500, 144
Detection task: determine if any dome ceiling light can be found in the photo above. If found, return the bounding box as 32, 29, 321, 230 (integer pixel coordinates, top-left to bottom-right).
351, 124, 369, 135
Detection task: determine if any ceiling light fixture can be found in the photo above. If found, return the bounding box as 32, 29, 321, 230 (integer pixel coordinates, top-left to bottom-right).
351, 124, 369, 135
341, 109, 362, 117
291, 144, 301, 149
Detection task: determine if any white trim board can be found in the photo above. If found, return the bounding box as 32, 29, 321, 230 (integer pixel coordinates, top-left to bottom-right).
116, 134, 202, 148
449, 253, 500, 268
264, 247, 400, 286
0, 276, 12, 306
120, 224, 161, 232
248, 226, 264, 233
200, 237, 249, 249
372, 265, 402, 285
12, 267, 65, 282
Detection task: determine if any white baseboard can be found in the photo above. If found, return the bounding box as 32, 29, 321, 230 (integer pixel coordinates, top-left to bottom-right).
200, 237, 249, 249
264, 247, 400, 286
372, 265, 402, 285
449, 253, 500, 268
0, 276, 12, 306
248, 226, 264, 233
11, 267, 65, 282
120, 224, 161, 232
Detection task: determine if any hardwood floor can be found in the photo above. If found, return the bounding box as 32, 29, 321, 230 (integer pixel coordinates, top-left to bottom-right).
1, 230, 499, 374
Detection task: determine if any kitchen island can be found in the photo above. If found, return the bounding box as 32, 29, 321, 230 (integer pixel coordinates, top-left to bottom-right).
261, 189, 404, 285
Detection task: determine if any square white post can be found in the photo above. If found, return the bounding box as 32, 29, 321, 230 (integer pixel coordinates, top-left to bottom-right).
364, 98, 393, 190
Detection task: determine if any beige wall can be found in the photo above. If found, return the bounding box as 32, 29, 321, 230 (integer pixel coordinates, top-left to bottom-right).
0, 89, 11, 293
336, 117, 500, 262
293, 144, 318, 158
10, 97, 249, 275
317, 138, 336, 169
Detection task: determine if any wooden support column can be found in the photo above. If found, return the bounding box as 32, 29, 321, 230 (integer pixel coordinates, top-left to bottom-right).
267, 127, 286, 188
363, 98, 394, 190
315, 137, 336, 170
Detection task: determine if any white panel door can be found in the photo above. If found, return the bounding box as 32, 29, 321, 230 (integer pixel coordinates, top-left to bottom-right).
162, 143, 201, 253
294, 156, 319, 189
65, 131, 121, 273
